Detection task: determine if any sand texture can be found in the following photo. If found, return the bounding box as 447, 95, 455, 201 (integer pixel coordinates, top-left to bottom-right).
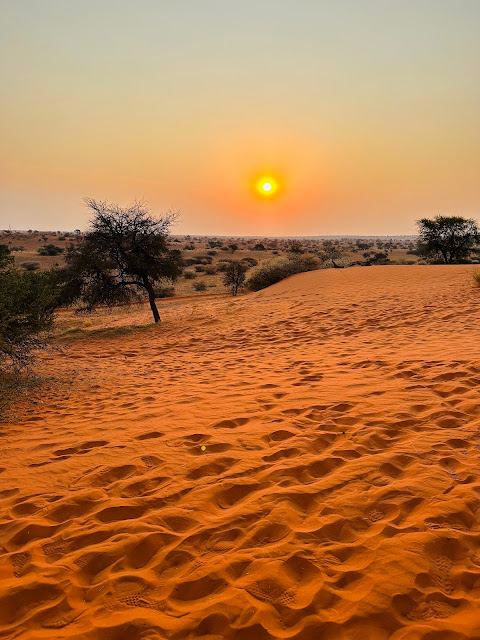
1, 265, 480, 640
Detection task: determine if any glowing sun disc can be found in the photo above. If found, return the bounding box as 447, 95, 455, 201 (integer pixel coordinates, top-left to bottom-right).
255, 176, 279, 197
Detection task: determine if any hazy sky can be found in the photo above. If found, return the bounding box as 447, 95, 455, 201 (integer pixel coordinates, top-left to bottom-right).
1, 0, 479, 235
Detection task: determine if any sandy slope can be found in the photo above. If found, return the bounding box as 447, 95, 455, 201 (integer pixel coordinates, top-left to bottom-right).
1, 265, 480, 640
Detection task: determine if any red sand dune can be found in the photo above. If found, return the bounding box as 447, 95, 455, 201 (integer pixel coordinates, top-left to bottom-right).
1, 265, 480, 639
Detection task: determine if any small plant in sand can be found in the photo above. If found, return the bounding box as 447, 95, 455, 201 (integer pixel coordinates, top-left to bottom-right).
63, 199, 183, 323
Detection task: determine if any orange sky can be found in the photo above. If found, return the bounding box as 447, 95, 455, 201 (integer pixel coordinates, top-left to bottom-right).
1, 1, 479, 235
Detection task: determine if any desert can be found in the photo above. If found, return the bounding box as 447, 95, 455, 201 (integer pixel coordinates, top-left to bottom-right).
2, 264, 480, 639
2, 2, 480, 638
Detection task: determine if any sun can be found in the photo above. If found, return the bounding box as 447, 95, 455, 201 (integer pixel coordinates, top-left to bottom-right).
256, 176, 278, 197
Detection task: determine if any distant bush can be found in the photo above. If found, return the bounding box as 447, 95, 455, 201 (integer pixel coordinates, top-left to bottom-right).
246, 253, 321, 291
154, 283, 175, 298
473, 272, 480, 288
20, 261, 40, 271
193, 281, 207, 291
365, 252, 390, 266
204, 266, 216, 275
183, 270, 196, 279
216, 260, 232, 273
38, 244, 63, 256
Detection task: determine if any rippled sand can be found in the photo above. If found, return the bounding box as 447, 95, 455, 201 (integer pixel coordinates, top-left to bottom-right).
1, 265, 480, 640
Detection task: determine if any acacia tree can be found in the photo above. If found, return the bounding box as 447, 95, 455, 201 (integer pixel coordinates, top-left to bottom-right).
222, 260, 248, 296
64, 199, 183, 323
319, 240, 345, 268
416, 216, 479, 264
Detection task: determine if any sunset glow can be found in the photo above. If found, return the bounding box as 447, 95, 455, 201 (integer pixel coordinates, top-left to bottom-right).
256, 176, 279, 198
0, 1, 479, 235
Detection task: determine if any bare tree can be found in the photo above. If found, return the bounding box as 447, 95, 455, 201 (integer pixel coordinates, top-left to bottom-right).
64, 199, 183, 322
222, 260, 248, 296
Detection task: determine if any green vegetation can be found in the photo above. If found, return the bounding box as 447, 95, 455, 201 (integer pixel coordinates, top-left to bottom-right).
38, 244, 64, 256
245, 253, 321, 291
0, 245, 64, 369
416, 216, 480, 264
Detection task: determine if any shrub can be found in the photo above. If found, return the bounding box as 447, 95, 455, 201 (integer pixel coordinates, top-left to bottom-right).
365, 252, 390, 266
473, 271, 480, 287
38, 244, 64, 256
246, 253, 321, 291
184, 270, 196, 279
20, 261, 40, 271
0, 267, 64, 368
154, 283, 175, 298
193, 281, 207, 291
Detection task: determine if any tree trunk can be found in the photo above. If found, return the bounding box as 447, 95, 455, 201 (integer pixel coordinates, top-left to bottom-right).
143, 277, 161, 323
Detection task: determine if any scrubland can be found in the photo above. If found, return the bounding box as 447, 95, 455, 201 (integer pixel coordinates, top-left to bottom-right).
2, 230, 423, 298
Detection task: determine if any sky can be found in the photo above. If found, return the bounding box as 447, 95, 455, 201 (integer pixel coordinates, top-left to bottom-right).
0, 0, 479, 236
